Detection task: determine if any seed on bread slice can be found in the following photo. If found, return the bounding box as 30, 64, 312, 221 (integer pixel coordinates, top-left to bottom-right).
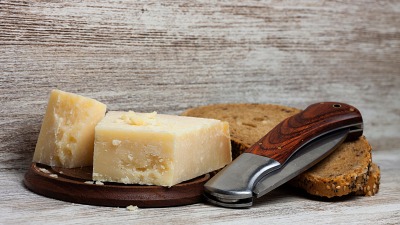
354, 163, 381, 196
182, 103, 380, 198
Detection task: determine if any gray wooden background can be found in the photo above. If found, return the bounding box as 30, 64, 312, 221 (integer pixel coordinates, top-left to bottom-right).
1, 1, 400, 224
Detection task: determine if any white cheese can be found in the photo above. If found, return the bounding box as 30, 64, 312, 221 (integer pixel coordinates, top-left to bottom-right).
93, 111, 231, 186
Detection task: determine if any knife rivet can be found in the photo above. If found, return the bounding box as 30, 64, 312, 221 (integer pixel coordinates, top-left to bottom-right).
349, 108, 355, 112
333, 104, 341, 108
277, 146, 282, 149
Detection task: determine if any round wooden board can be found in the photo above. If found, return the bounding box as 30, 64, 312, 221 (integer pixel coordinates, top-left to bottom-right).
24, 163, 210, 208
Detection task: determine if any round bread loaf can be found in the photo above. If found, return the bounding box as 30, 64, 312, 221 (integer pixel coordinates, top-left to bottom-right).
181, 103, 379, 198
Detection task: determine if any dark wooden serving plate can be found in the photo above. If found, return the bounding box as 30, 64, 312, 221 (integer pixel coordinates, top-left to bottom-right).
24, 163, 210, 208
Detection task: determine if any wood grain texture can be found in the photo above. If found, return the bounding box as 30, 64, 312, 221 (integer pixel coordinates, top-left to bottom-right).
24, 163, 210, 208
1, 150, 399, 225
0, 0, 399, 224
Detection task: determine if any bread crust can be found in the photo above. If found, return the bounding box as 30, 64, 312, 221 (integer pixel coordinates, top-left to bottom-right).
354, 163, 381, 196
182, 103, 380, 198
290, 136, 372, 198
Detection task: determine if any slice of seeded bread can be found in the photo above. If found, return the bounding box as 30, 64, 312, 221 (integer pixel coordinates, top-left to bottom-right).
289, 136, 372, 198
181, 103, 380, 198
182, 103, 301, 159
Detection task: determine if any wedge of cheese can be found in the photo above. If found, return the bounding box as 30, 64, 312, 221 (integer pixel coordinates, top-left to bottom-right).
93, 111, 231, 186
33, 89, 107, 168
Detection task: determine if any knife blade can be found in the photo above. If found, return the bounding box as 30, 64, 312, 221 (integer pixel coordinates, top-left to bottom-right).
203, 102, 363, 208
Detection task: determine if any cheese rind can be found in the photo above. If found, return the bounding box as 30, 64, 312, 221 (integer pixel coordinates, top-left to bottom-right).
93, 111, 232, 186
33, 89, 107, 168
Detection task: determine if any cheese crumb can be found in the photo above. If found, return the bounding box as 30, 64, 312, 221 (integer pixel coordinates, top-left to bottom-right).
39, 168, 51, 174
84, 181, 94, 184
120, 111, 158, 126
112, 140, 122, 146
126, 205, 138, 211
145, 111, 157, 119
49, 174, 58, 178
95, 181, 104, 185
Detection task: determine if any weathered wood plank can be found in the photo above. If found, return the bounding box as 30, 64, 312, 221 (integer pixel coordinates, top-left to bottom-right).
1, 150, 399, 224
0, 0, 398, 172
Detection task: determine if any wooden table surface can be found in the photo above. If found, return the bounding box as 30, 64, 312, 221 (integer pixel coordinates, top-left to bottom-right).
1, 1, 399, 224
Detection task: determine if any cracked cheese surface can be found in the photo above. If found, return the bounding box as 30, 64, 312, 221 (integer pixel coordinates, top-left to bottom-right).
93, 111, 232, 186
33, 89, 107, 168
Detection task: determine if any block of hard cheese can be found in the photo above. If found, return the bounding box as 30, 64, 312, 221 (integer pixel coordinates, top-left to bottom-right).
93, 111, 232, 186
33, 89, 107, 168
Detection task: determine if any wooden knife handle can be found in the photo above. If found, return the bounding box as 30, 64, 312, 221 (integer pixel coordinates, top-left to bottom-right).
245, 102, 363, 164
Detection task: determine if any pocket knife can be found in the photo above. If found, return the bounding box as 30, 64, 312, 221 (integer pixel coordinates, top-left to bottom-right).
204, 102, 363, 208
